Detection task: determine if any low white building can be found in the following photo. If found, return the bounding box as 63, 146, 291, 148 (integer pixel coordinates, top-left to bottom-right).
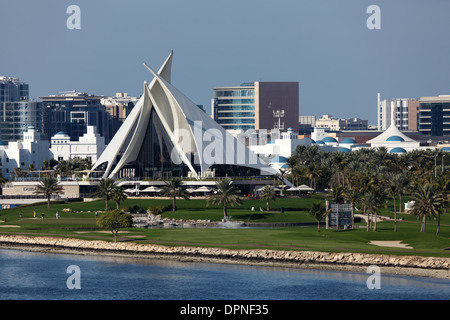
50, 126, 106, 163
250, 127, 313, 160
0, 126, 51, 179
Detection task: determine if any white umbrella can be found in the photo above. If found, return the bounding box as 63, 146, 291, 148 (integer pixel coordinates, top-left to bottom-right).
193, 186, 212, 193
256, 186, 281, 192
141, 186, 162, 193
287, 186, 299, 191
124, 188, 137, 193
297, 185, 314, 191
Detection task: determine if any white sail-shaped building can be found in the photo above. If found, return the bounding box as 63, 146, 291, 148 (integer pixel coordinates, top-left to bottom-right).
91, 52, 276, 179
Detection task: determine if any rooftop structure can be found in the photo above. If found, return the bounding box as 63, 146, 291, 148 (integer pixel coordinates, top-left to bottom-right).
91, 52, 277, 180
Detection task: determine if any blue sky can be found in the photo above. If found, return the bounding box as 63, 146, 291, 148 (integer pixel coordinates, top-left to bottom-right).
1, 0, 450, 125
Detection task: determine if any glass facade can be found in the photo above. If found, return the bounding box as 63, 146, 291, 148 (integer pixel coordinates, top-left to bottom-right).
0, 78, 29, 102
419, 101, 450, 136
0, 101, 41, 142
213, 84, 256, 131
40, 94, 111, 142
122, 108, 193, 179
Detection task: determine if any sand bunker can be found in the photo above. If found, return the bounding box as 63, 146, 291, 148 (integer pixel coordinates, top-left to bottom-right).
369, 240, 413, 249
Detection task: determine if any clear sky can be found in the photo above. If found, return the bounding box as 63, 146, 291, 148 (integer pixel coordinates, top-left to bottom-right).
1, 0, 450, 125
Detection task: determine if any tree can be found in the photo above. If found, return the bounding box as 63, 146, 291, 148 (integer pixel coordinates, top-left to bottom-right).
260, 185, 277, 211
111, 186, 127, 209
207, 179, 243, 221
387, 180, 399, 232
361, 192, 380, 232
96, 209, 133, 243
94, 178, 118, 210
12, 167, 27, 179
410, 184, 443, 233
34, 176, 62, 208
394, 173, 410, 213
330, 185, 344, 229
309, 202, 331, 232
160, 177, 190, 212
343, 186, 360, 229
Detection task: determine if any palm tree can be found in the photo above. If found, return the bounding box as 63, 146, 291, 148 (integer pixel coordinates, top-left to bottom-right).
343, 186, 360, 229
309, 202, 332, 232
12, 167, 27, 179
260, 185, 277, 211
160, 177, 190, 212
394, 173, 410, 214
387, 181, 399, 232
361, 191, 380, 232
34, 176, 62, 208
409, 184, 443, 233
207, 179, 243, 221
111, 186, 127, 209
94, 178, 118, 210
330, 185, 344, 229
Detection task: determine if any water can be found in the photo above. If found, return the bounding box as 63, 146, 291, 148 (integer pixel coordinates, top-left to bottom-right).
0, 248, 449, 300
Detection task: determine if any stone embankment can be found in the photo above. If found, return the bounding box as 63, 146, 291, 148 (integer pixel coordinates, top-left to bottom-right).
0, 234, 449, 279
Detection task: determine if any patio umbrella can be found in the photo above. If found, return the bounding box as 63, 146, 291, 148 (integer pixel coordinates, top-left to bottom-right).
141, 186, 162, 193
193, 186, 212, 193
297, 185, 314, 191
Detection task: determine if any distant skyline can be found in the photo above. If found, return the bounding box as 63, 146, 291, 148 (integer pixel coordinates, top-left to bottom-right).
1, 0, 450, 125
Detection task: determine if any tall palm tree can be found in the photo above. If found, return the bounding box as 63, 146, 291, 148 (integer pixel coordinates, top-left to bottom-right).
343, 186, 360, 229
34, 176, 62, 208
387, 181, 399, 232
94, 178, 118, 210
410, 184, 443, 233
309, 202, 332, 232
161, 177, 190, 212
394, 173, 410, 214
361, 191, 380, 232
207, 179, 243, 221
260, 185, 277, 211
111, 186, 127, 209
330, 185, 344, 229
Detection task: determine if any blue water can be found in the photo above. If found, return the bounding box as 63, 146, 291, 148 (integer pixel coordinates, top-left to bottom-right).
0, 248, 449, 300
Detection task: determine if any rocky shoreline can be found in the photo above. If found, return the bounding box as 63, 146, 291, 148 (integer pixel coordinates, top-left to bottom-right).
0, 234, 449, 279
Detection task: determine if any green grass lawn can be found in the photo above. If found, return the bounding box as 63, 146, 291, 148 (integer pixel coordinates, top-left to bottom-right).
0, 196, 449, 258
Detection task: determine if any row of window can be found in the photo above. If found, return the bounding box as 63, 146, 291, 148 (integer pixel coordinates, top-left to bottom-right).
214, 90, 255, 98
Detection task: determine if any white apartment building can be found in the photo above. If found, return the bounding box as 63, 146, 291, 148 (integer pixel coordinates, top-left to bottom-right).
315, 114, 368, 131
50, 126, 106, 163
0, 126, 50, 179
0, 126, 106, 180
377, 93, 419, 131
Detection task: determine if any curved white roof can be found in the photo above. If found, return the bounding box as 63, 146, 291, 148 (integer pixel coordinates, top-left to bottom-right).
91, 52, 276, 178
367, 123, 416, 143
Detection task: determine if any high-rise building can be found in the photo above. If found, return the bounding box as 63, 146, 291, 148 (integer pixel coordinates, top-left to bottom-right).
419, 95, 450, 137
212, 82, 299, 132
0, 77, 29, 102
0, 101, 42, 142
0, 77, 41, 142
39, 91, 112, 143
377, 93, 420, 131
